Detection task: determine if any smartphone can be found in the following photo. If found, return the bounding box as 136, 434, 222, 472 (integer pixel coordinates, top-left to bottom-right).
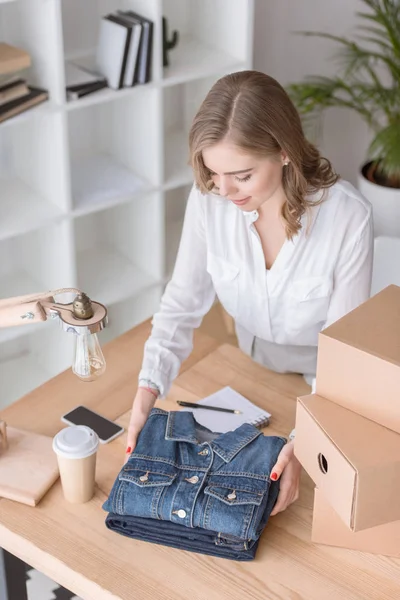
61, 405, 124, 444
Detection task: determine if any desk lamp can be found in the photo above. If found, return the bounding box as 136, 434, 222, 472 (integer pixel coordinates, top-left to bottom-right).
0, 288, 108, 381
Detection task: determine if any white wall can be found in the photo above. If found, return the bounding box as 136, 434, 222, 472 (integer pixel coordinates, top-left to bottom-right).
253, 0, 371, 185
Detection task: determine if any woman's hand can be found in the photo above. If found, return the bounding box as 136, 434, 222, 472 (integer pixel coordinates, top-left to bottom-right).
269, 440, 301, 516
124, 388, 157, 463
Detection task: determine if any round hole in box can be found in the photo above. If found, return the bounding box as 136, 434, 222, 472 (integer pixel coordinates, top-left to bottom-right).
317, 453, 328, 474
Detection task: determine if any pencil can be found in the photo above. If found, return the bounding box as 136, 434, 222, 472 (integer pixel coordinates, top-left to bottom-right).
176, 400, 241, 414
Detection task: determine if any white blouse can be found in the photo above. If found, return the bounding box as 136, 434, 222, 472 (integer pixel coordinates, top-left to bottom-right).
139, 179, 373, 397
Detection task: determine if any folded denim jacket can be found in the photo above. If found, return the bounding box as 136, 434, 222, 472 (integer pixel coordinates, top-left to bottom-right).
103, 408, 286, 546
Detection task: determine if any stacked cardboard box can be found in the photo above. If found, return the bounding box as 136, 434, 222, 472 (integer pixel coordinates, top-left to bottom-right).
294, 284, 400, 556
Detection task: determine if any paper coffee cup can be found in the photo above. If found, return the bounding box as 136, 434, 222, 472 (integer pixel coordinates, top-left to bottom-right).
53, 425, 99, 504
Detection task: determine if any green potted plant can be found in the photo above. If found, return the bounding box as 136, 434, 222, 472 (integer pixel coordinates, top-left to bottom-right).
287, 0, 400, 237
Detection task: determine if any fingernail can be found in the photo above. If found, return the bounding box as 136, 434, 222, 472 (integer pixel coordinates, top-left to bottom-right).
271, 472, 278, 480
126, 446, 132, 454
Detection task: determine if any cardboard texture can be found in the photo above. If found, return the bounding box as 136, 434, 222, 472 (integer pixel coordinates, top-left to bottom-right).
294, 394, 400, 532
0, 426, 59, 506
315, 284, 400, 434
312, 488, 400, 557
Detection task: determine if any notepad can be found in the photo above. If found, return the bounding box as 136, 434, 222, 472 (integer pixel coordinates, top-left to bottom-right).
179, 387, 271, 433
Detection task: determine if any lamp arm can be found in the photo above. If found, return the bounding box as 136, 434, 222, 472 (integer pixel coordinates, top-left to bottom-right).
0, 288, 107, 334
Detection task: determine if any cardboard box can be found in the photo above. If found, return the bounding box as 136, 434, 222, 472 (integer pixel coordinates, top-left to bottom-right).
312, 488, 400, 557
294, 393, 400, 532
315, 284, 400, 434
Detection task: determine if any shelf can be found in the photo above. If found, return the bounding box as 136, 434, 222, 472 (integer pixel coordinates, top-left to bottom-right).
0, 221, 75, 342
0, 179, 64, 242
0, 101, 53, 130
74, 194, 164, 306
163, 77, 217, 188
0, 0, 65, 103
162, 37, 244, 86
0, 111, 70, 222
65, 80, 157, 112
61, 0, 162, 89
164, 129, 192, 189
100, 286, 164, 346
165, 185, 191, 279
0, 0, 254, 407
0, 323, 73, 408
162, 0, 251, 84
77, 243, 159, 307
67, 90, 160, 211
70, 154, 152, 217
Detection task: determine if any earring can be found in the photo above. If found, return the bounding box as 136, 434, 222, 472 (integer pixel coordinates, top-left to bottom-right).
284, 160, 289, 166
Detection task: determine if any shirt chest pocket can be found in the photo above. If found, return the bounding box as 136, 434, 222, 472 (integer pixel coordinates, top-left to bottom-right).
286, 276, 332, 342
202, 475, 269, 539
116, 460, 177, 519
206, 253, 240, 318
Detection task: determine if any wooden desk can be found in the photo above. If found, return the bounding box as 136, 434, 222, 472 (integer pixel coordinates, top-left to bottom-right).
1, 326, 400, 600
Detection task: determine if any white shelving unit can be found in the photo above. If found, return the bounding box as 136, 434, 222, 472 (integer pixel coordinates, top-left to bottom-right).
0, 0, 254, 408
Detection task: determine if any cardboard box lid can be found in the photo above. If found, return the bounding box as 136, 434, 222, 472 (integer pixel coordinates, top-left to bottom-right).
298, 394, 400, 468
296, 394, 400, 531
320, 285, 400, 367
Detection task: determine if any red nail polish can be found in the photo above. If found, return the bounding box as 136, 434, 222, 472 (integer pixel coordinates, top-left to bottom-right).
126, 446, 132, 454
271, 472, 278, 480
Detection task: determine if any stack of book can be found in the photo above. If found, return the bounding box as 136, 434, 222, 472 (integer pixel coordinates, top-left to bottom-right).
95, 10, 153, 90
0, 42, 48, 124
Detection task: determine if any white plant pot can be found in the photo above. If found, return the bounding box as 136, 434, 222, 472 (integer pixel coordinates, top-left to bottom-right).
358, 162, 400, 237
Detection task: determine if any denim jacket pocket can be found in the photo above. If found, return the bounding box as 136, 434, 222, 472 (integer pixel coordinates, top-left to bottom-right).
203, 475, 269, 540
206, 253, 240, 318
116, 459, 177, 519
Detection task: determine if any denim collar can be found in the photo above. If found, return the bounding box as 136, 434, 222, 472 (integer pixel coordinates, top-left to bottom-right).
164, 409, 262, 463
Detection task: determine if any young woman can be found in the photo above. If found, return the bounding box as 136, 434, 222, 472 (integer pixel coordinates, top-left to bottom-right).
125, 71, 373, 516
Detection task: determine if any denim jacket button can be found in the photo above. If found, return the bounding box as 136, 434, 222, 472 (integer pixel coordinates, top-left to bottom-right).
186, 475, 199, 484
139, 473, 149, 482
173, 509, 187, 519
227, 491, 237, 500
198, 448, 209, 456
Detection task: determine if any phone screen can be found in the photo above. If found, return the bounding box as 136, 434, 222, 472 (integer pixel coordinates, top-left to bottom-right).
62, 406, 123, 442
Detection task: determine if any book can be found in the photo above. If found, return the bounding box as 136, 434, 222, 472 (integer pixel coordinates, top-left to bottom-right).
65, 61, 105, 86
65, 61, 107, 100
0, 43, 31, 76
96, 14, 132, 90
0, 86, 48, 124
0, 78, 29, 106
66, 80, 108, 101
114, 12, 143, 86
118, 10, 153, 84
179, 386, 272, 433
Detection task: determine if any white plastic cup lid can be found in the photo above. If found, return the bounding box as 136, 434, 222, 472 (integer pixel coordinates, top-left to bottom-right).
53, 425, 99, 459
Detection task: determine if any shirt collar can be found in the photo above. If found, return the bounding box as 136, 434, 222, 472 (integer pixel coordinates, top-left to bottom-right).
165, 410, 262, 463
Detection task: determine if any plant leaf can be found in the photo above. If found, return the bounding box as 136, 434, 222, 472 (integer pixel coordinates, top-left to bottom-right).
369, 118, 400, 179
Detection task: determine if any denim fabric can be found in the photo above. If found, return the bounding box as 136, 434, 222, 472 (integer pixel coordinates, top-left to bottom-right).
103, 408, 286, 559
105, 514, 261, 561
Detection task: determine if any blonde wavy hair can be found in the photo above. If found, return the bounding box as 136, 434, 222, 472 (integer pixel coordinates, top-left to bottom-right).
189, 70, 339, 238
